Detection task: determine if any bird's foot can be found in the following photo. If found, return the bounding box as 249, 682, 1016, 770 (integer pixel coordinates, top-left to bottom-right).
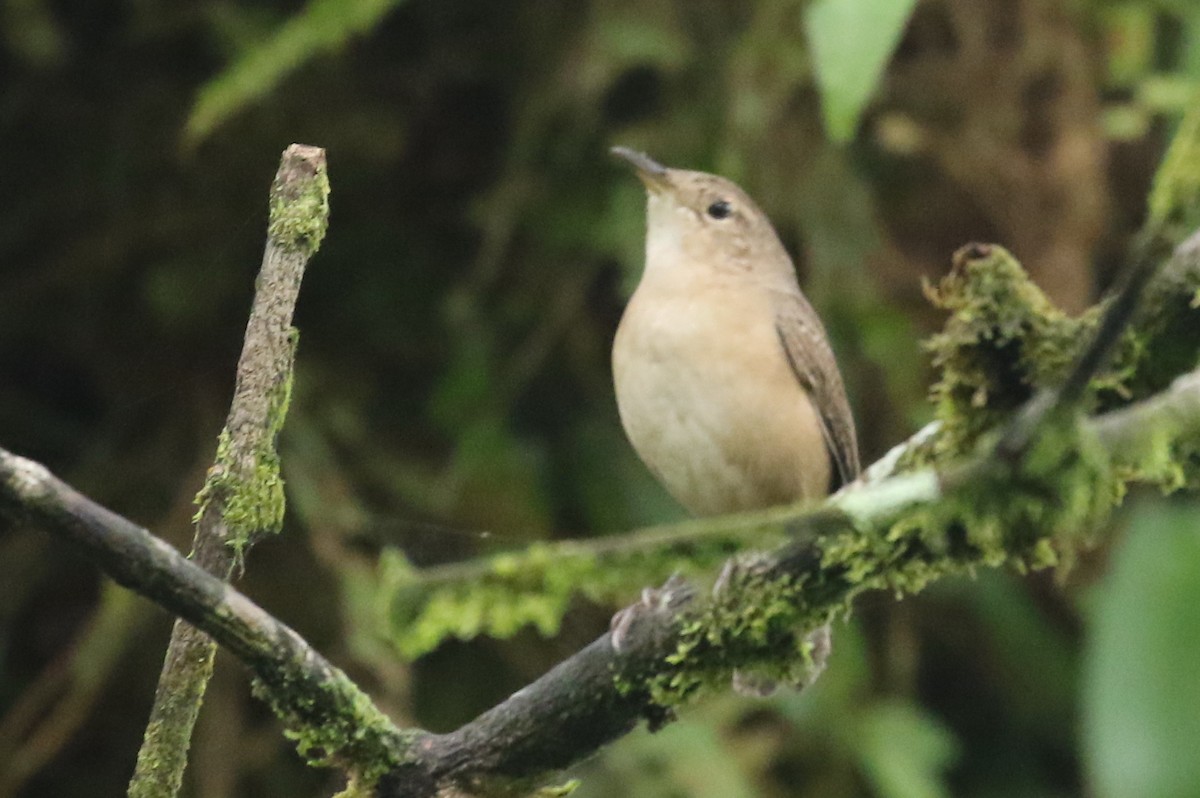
610, 572, 692, 654
713, 554, 834, 697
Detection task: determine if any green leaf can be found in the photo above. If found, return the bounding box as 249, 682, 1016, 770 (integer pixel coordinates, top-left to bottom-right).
1097, 5, 1157, 87
1146, 83, 1200, 235
804, 0, 918, 142
186, 0, 406, 145
856, 701, 958, 798
1083, 502, 1200, 798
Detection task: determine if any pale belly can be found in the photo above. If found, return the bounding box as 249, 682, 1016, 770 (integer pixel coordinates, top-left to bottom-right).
613, 290, 831, 517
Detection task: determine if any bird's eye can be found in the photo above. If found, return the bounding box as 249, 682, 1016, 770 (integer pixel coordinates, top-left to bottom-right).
706, 199, 733, 220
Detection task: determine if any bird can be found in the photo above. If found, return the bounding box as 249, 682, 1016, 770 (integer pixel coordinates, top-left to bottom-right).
610, 147, 859, 514
608, 147, 860, 692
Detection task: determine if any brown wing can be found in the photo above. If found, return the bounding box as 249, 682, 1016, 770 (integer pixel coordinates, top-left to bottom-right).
772, 291, 860, 489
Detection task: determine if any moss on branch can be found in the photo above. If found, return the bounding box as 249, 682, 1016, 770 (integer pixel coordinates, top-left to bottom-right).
379, 239, 1200, 677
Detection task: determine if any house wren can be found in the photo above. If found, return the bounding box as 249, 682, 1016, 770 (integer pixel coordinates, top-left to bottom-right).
609, 148, 860, 692
611, 147, 859, 514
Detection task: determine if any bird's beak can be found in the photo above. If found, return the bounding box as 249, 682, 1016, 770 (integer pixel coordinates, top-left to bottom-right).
610, 146, 671, 193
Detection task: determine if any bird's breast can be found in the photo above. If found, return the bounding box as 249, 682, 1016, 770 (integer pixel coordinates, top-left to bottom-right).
612, 281, 831, 516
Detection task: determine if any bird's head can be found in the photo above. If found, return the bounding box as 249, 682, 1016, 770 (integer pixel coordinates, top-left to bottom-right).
611, 146, 793, 283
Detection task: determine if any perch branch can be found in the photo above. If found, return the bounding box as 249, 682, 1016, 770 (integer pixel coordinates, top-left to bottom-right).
6, 347, 1200, 794
386, 361, 1200, 797
12, 97, 1200, 798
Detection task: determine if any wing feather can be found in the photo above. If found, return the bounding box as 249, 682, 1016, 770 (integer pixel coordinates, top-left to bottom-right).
772, 292, 860, 489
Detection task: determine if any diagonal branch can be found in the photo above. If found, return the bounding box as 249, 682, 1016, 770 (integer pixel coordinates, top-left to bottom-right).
0, 449, 416, 784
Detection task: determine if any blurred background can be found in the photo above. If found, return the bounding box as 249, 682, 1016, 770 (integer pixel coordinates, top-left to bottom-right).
1, 1, 1198, 796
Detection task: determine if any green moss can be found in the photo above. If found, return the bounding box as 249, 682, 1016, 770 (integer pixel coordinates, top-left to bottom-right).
268, 160, 331, 256
645, 560, 821, 705
1127, 248, 1200, 399
192, 429, 286, 558
638, 408, 1117, 711
380, 520, 763, 659
908, 240, 1200, 488
373, 229, 1200, 705
372, 237, 1200, 733
193, 333, 297, 562
914, 244, 1130, 463
251, 664, 415, 786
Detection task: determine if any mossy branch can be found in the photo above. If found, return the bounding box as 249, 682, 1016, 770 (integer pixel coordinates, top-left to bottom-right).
0, 94, 1195, 798
2, 214, 1199, 792
6, 221, 1200, 793
6, 344, 1200, 795
128, 144, 328, 798
377, 231, 1200, 662
0, 449, 415, 787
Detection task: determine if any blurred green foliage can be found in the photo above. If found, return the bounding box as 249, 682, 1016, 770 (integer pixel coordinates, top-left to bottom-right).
3, 0, 1200, 797
186, 0, 410, 146
1083, 502, 1200, 798
806, 0, 920, 142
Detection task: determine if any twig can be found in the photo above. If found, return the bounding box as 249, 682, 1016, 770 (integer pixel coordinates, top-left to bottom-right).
127, 144, 328, 798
